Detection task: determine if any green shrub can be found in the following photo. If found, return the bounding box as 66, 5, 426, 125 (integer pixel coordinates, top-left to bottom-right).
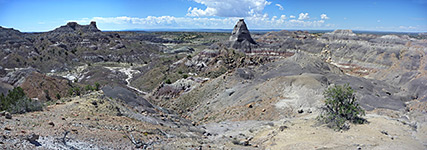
165, 79, 172, 84
182, 74, 189, 79
44, 90, 51, 101
85, 84, 93, 91
68, 88, 74, 96
56, 93, 61, 100
94, 82, 101, 91
318, 84, 366, 130
0, 87, 43, 114
74, 87, 81, 96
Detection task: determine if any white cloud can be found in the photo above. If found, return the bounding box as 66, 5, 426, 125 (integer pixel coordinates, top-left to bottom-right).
271, 16, 277, 21
288, 19, 326, 27
399, 26, 416, 29
280, 15, 287, 20
298, 13, 309, 20
68, 15, 332, 30
187, 0, 272, 17
275, 4, 284, 10
320, 14, 329, 20
290, 15, 296, 18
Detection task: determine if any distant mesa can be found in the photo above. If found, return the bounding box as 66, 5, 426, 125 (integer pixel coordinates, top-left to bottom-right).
229, 19, 257, 51
331, 29, 356, 36
51, 21, 100, 33
322, 29, 357, 40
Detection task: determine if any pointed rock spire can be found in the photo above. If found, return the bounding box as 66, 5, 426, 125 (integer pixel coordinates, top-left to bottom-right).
229, 19, 256, 51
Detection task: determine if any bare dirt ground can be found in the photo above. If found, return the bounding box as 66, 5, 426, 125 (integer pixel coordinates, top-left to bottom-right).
255, 113, 426, 150
0, 91, 210, 149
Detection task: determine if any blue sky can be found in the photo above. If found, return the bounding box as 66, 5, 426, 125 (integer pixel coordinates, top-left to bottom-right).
0, 0, 426, 32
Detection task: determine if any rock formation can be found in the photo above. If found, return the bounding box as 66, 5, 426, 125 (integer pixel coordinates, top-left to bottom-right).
321, 29, 357, 40
51, 21, 101, 33
230, 19, 257, 52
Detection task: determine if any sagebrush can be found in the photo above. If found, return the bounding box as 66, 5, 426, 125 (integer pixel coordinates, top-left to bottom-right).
318, 84, 366, 130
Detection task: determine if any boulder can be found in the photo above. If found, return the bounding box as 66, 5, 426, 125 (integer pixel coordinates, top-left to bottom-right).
165, 46, 195, 54
5, 112, 12, 119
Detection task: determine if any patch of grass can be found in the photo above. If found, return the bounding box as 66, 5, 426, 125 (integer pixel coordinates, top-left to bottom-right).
318, 84, 366, 131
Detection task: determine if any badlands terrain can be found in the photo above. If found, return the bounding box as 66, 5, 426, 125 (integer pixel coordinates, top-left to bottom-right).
0, 20, 426, 149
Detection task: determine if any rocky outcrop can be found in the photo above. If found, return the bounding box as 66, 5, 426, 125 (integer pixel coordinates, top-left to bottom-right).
164, 46, 194, 54
51, 21, 101, 33
0, 67, 37, 87
230, 19, 257, 52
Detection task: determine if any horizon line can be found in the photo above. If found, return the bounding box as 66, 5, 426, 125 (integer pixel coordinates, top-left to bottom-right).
3, 25, 425, 34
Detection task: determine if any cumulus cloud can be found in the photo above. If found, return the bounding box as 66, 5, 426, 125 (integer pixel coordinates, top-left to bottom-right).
320, 14, 329, 20
280, 15, 287, 20
187, 0, 272, 17
298, 13, 309, 20
69, 14, 333, 30
275, 4, 284, 10
289, 15, 296, 18
399, 25, 416, 30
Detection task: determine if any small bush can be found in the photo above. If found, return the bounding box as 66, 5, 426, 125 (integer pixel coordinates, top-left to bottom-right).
94, 82, 101, 91
165, 79, 172, 84
318, 84, 366, 130
85, 85, 93, 91
182, 74, 189, 79
74, 87, 81, 96
68, 88, 74, 96
56, 93, 61, 100
0, 87, 43, 114
44, 90, 51, 101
